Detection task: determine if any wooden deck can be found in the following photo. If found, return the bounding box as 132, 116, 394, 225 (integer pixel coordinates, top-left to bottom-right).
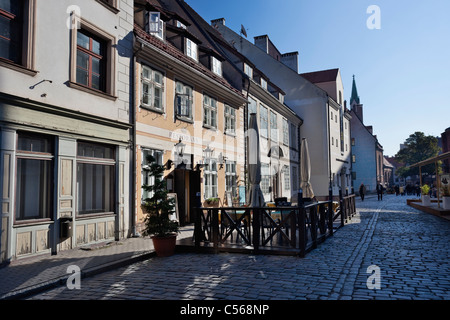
407, 199, 450, 221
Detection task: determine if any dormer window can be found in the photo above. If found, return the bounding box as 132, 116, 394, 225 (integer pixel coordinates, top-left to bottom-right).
261, 78, 267, 90
177, 20, 186, 29
212, 56, 222, 76
186, 38, 198, 61
147, 12, 164, 39
244, 63, 253, 79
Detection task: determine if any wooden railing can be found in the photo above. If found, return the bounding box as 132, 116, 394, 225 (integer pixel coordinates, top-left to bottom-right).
194, 194, 358, 257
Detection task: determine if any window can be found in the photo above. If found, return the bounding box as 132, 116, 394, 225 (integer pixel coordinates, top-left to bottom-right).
15, 132, 54, 221
70, 19, 115, 97
204, 159, 217, 199
225, 161, 237, 196
330, 111, 333, 120
261, 164, 270, 194
224, 105, 236, 135
260, 105, 268, 138
0, 0, 24, 64
261, 78, 267, 90
142, 65, 164, 111
292, 166, 298, 192
290, 124, 297, 149
77, 142, 115, 215
244, 63, 253, 78
177, 20, 186, 29
203, 94, 217, 128
247, 97, 257, 126
147, 12, 163, 39
212, 56, 222, 76
175, 81, 193, 119
284, 166, 290, 190
76, 30, 106, 91
282, 119, 289, 145
352, 155, 356, 163
141, 148, 163, 201
270, 111, 277, 142
351, 138, 355, 146
186, 38, 198, 61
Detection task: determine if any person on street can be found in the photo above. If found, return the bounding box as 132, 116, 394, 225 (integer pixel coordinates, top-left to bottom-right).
376, 183, 383, 201
359, 183, 366, 201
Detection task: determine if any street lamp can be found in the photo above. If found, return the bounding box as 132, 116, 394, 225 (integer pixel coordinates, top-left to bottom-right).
175, 139, 185, 158
203, 146, 213, 161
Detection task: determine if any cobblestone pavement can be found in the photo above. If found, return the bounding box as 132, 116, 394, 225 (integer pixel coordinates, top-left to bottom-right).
27, 194, 450, 301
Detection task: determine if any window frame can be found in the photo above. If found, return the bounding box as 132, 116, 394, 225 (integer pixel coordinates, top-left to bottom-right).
225, 160, 237, 196
212, 56, 222, 76
0, 0, 36, 74
175, 80, 193, 120
186, 38, 198, 61
270, 110, 278, 142
244, 63, 253, 79
224, 104, 236, 135
204, 158, 218, 199
141, 148, 163, 203
14, 132, 54, 224
146, 11, 164, 40
259, 104, 268, 139
76, 29, 107, 92
282, 118, 289, 146
69, 17, 116, 99
203, 94, 218, 129
141, 64, 165, 113
76, 141, 116, 217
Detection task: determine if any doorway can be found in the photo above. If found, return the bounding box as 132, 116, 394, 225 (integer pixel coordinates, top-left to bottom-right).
174, 169, 200, 226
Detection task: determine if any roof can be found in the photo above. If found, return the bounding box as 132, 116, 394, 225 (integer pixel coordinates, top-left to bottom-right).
300, 68, 339, 84
134, 25, 245, 99
350, 75, 361, 105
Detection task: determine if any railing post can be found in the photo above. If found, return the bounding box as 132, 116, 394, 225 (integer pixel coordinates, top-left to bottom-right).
298, 206, 306, 258
252, 208, 260, 253
339, 189, 345, 227
194, 208, 201, 249
310, 205, 317, 249
212, 209, 219, 254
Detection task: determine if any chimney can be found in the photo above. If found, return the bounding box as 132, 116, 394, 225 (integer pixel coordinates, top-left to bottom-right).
254, 35, 269, 54
211, 18, 225, 26
281, 51, 299, 73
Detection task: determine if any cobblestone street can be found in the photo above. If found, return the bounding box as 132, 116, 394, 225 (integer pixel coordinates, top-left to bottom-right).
27, 194, 450, 302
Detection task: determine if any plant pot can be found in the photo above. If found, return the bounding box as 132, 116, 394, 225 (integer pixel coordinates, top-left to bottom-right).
421, 195, 431, 206
151, 234, 177, 257
443, 197, 450, 210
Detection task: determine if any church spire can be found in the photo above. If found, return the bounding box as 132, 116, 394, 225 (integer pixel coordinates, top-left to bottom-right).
350, 75, 360, 105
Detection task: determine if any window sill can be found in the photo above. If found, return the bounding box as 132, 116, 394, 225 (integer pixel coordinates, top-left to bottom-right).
203, 124, 218, 131
0, 58, 38, 77
14, 219, 54, 227
69, 81, 117, 101
176, 115, 194, 124
95, 0, 120, 14
140, 105, 165, 115
76, 212, 116, 220
224, 131, 236, 137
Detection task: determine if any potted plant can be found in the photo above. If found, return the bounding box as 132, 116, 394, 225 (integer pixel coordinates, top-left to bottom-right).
204, 197, 220, 207
421, 184, 431, 206
141, 154, 179, 257
441, 180, 450, 210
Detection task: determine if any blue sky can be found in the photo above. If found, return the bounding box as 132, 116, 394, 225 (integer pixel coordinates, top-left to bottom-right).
186, 0, 450, 156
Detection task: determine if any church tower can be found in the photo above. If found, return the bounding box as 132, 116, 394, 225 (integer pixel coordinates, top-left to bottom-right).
350, 75, 364, 122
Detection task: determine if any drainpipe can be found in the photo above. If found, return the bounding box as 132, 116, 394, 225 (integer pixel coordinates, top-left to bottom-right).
130, 40, 143, 238
326, 95, 332, 199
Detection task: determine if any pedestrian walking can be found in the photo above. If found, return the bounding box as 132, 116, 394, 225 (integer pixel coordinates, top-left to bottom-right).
359, 183, 366, 201
376, 183, 383, 201
395, 185, 399, 196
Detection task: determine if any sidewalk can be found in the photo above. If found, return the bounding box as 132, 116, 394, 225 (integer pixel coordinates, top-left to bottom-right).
0, 225, 194, 300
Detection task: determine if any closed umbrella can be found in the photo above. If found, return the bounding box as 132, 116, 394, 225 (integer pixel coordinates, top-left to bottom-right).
300, 138, 315, 200
247, 113, 265, 207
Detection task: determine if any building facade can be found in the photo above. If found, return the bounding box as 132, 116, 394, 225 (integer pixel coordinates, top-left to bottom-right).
349, 76, 385, 193
132, 0, 247, 230
212, 21, 352, 199
0, 0, 134, 263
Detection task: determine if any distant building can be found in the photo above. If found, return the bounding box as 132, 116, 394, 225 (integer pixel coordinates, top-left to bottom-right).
442, 127, 450, 173
349, 76, 384, 193
212, 20, 353, 199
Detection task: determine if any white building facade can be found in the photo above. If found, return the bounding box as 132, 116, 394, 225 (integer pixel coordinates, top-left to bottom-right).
0, 0, 133, 262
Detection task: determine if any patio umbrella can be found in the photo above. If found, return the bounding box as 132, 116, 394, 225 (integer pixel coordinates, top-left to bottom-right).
300, 138, 315, 199
247, 113, 265, 207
